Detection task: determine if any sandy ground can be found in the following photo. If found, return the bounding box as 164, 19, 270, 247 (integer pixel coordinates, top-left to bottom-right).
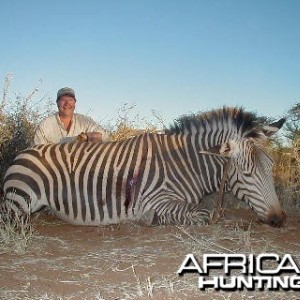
1, 198, 300, 300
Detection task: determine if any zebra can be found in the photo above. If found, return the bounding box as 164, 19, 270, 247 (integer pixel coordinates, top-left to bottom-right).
2, 107, 286, 227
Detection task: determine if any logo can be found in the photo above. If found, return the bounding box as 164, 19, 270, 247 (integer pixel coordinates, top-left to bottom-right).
177, 253, 300, 291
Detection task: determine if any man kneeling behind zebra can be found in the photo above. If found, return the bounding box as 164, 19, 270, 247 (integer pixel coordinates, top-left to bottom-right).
2, 107, 286, 227
33, 87, 111, 145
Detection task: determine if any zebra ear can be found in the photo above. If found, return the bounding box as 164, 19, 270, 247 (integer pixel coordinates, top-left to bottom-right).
262, 118, 286, 137
219, 142, 235, 157
206, 145, 222, 154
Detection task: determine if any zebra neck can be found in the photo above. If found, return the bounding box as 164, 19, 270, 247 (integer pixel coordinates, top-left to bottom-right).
188, 132, 233, 195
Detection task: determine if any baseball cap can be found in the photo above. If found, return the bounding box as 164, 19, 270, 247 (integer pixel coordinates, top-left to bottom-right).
56, 87, 76, 101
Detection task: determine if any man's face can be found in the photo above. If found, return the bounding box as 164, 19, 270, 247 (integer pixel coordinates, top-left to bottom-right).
57, 95, 76, 118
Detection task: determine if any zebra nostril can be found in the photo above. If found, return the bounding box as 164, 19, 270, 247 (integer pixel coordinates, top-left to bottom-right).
269, 212, 285, 228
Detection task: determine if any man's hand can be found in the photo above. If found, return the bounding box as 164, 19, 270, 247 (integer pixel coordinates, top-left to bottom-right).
77, 132, 89, 142
77, 132, 103, 142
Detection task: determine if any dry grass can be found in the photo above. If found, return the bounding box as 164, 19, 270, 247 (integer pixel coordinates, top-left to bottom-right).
0, 200, 34, 255
0, 75, 54, 181
271, 138, 300, 211
108, 103, 164, 141
1, 208, 300, 300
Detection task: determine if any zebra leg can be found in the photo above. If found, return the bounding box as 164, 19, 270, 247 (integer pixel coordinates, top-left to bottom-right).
141, 199, 213, 226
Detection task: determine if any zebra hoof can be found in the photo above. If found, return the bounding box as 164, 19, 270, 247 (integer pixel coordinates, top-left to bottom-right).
140, 210, 158, 226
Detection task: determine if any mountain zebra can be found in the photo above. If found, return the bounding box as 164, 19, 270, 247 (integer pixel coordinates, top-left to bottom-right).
2, 107, 286, 227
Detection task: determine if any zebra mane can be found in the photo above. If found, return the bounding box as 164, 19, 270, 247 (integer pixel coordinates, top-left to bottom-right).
167, 106, 262, 138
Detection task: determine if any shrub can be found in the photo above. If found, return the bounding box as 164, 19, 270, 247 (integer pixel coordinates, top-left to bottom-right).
272, 139, 300, 210
106, 103, 163, 141
0, 75, 54, 181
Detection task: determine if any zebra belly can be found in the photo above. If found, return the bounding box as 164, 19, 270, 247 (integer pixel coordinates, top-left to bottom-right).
53, 211, 131, 226
49, 195, 140, 226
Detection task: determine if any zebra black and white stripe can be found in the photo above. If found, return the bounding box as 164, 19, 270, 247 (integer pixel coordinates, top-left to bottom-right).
2, 107, 286, 227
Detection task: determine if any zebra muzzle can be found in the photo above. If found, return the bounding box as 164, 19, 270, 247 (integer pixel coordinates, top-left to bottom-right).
267, 210, 286, 228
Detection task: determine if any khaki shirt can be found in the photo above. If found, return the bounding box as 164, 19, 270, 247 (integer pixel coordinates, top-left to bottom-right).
33, 113, 110, 145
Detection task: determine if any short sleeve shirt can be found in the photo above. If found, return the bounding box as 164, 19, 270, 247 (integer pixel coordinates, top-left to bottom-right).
33, 113, 110, 145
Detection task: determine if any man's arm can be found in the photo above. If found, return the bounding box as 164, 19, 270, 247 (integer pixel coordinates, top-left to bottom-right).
77, 131, 110, 142
77, 114, 111, 142
86, 132, 104, 142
